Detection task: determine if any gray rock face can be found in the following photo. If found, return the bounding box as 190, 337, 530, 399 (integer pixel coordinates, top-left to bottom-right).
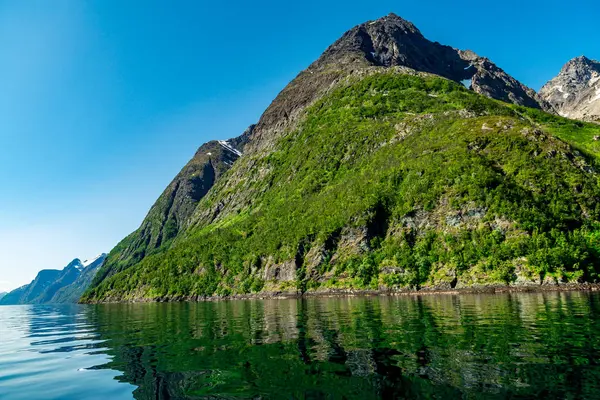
248, 13, 552, 153
318, 13, 551, 110
540, 56, 600, 122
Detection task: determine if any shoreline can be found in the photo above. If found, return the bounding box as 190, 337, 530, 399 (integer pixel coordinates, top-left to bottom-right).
84, 282, 600, 304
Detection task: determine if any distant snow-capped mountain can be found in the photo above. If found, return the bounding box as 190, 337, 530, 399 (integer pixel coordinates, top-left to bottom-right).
82, 254, 106, 268
0, 253, 107, 305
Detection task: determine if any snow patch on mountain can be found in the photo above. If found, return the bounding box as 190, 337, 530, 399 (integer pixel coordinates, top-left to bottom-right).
591, 88, 600, 104
218, 140, 242, 157
540, 56, 600, 122
82, 254, 106, 268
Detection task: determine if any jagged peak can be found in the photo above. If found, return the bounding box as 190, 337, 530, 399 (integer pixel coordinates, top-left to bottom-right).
562, 55, 600, 73
65, 258, 83, 270
572, 55, 597, 64
540, 55, 600, 122
314, 13, 545, 110
339, 12, 423, 46
363, 12, 421, 33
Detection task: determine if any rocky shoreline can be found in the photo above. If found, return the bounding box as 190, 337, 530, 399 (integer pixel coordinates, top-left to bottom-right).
84, 282, 600, 304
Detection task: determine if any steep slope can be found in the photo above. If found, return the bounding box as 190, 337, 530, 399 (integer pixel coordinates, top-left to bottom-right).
88, 14, 557, 293
188, 14, 555, 230
540, 56, 600, 122
249, 13, 550, 153
30, 260, 82, 304
91, 134, 250, 287
316, 13, 549, 110
0, 292, 6, 301
82, 70, 600, 303
51, 254, 107, 303
0, 287, 26, 305
0, 256, 106, 305
1, 268, 63, 305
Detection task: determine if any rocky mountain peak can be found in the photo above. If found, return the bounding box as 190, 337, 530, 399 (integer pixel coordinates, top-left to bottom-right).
248, 13, 552, 153
309, 14, 549, 111
320, 14, 456, 73
563, 55, 599, 72
65, 258, 83, 270
368, 12, 422, 35
540, 55, 600, 122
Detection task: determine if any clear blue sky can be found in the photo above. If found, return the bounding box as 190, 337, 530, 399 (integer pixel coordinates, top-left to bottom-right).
0, 0, 598, 291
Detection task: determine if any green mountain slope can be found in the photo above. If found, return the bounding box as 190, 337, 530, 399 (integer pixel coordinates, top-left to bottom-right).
90, 135, 250, 288
89, 14, 557, 298
82, 71, 600, 303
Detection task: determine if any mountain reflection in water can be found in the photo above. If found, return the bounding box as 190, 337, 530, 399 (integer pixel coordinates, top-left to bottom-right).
1, 292, 599, 399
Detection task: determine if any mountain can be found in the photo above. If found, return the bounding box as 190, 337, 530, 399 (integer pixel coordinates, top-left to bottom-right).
51, 254, 107, 303
315, 13, 550, 110
540, 56, 600, 122
91, 136, 249, 287
0, 292, 6, 301
0, 254, 106, 305
1, 268, 64, 305
83, 14, 600, 303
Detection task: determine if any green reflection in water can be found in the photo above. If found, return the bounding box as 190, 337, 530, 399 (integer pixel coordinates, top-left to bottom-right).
88, 292, 600, 399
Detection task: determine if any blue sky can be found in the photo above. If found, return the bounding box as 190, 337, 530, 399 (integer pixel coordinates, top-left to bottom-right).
0, 0, 598, 292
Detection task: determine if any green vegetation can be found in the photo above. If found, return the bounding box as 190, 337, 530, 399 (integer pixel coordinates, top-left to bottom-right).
511, 105, 600, 157
83, 72, 600, 302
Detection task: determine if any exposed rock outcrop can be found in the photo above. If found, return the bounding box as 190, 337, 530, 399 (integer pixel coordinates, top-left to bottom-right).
317, 14, 550, 110
540, 56, 600, 122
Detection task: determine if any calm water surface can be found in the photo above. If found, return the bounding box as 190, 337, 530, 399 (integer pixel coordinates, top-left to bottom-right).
1, 292, 600, 399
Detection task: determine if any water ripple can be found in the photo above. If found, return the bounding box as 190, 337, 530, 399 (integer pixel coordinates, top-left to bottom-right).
1, 293, 600, 399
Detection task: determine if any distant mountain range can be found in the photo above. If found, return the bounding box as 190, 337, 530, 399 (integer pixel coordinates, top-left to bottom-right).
0, 254, 106, 305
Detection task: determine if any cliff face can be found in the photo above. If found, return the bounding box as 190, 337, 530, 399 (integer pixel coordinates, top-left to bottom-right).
83, 14, 600, 303
540, 56, 600, 123
316, 14, 550, 110
91, 134, 249, 286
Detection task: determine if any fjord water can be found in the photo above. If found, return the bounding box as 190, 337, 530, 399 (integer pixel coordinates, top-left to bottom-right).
1, 293, 600, 399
